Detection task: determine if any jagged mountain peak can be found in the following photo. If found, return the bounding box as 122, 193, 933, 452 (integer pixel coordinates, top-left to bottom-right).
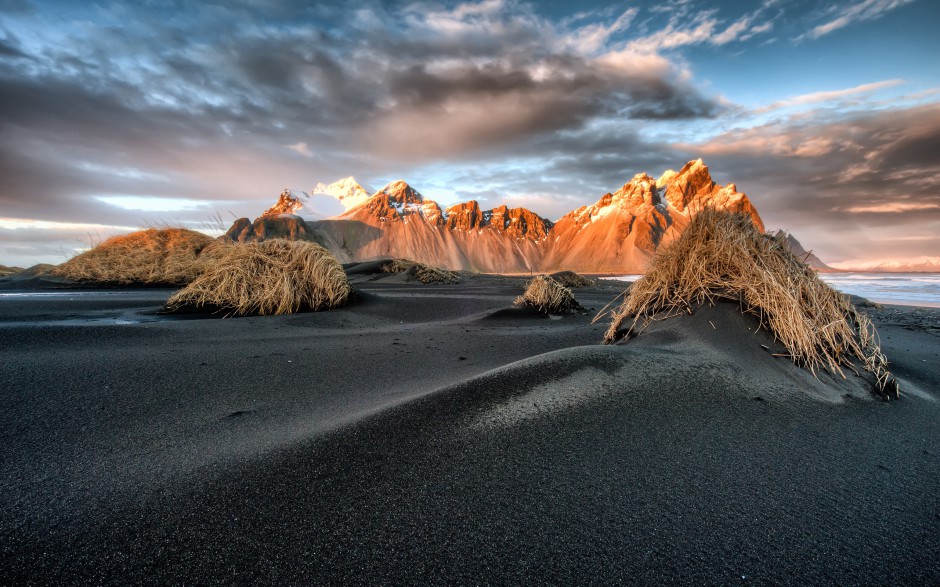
340, 179, 432, 222
612, 173, 661, 210
262, 188, 309, 217
238, 159, 776, 273
375, 180, 424, 203
656, 169, 677, 190
443, 201, 553, 241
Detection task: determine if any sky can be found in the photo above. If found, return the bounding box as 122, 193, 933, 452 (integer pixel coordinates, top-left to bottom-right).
1, 0, 939, 267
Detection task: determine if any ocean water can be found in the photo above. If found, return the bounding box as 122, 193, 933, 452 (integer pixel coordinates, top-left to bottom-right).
601, 273, 940, 308
819, 273, 940, 308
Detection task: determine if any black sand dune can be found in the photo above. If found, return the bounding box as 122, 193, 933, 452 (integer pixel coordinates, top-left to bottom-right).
1, 274, 938, 584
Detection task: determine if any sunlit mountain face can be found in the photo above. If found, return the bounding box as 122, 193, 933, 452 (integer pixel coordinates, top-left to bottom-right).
227, 159, 766, 274
1, 0, 938, 268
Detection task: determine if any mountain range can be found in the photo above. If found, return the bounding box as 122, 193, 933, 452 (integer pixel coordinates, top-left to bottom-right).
226, 159, 820, 274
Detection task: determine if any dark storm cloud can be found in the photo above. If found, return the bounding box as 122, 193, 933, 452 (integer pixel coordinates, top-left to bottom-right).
0, 0, 726, 242
0, 36, 28, 59
687, 102, 940, 259
5, 0, 931, 266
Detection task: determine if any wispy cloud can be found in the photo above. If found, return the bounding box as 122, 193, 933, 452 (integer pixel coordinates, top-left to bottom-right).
286, 142, 314, 158
0, 0, 936, 267
0, 218, 137, 232
800, 0, 916, 40
843, 202, 940, 213
626, 2, 776, 52
565, 7, 638, 54
755, 79, 905, 113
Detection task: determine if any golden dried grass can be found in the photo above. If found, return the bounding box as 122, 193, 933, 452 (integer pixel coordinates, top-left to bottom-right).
165, 239, 351, 315
0, 265, 24, 277
380, 259, 462, 284
52, 228, 213, 285
550, 271, 595, 288
514, 275, 578, 314
599, 210, 898, 398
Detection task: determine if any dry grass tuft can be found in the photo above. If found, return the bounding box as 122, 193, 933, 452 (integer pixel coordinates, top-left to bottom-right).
599, 210, 898, 398
514, 275, 579, 314
165, 239, 350, 316
52, 228, 213, 285
550, 271, 595, 288
380, 258, 462, 284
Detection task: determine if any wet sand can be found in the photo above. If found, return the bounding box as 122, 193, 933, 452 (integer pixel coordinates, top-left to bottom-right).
1, 271, 938, 584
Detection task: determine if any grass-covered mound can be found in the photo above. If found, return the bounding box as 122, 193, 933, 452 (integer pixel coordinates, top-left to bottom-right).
514, 275, 578, 314
380, 259, 462, 284
601, 210, 898, 399
0, 265, 24, 277
52, 228, 213, 285
165, 239, 351, 316
549, 271, 595, 288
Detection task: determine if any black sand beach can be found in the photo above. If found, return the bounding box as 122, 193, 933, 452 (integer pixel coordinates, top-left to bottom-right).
1, 272, 938, 584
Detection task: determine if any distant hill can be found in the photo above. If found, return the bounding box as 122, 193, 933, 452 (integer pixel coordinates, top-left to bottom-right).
772, 231, 832, 271
830, 257, 940, 273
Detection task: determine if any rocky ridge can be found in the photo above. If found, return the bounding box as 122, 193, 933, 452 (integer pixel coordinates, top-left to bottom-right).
227, 159, 768, 273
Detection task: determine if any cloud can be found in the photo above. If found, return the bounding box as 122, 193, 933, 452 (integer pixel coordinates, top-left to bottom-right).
680, 102, 940, 261
94, 196, 213, 212
754, 79, 905, 113
0, 0, 935, 267
625, 2, 776, 53
801, 0, 915, 40
842, 202, 940, 213
565, 7, 638, 54
0, 0, 737, 266
286, 142, 314, 158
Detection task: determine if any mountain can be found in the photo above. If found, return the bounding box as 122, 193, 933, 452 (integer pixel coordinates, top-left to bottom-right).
226, 160, 773, 273
262, 189, 309, 217
226, 215, 317, 243
773, 231, 832, 271
311, 180, 552, 273
829, 257, 940, 273
226, 201, 318, 242
541, 159, 763, 273
312, 177, 374, 211
256, 178, 373, 221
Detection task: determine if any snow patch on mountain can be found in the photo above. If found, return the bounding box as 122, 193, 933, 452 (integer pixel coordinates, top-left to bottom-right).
312, 177, 374, 212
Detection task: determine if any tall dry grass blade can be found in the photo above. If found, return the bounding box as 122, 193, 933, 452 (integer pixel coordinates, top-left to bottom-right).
602, 210, 898, 399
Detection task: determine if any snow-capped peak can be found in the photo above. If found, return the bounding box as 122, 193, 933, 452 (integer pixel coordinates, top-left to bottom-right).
312, 176, 374, 211
375, 180, 424, 204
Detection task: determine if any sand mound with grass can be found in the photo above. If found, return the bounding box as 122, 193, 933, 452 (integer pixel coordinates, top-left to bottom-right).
0, 265, 24, 277
165, 239, 351, 316
600, 209, 897, 398
549, 271, 595, 288
514, 275, 578, 314
52, 228, 213, 285
381, 259, 462, 284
